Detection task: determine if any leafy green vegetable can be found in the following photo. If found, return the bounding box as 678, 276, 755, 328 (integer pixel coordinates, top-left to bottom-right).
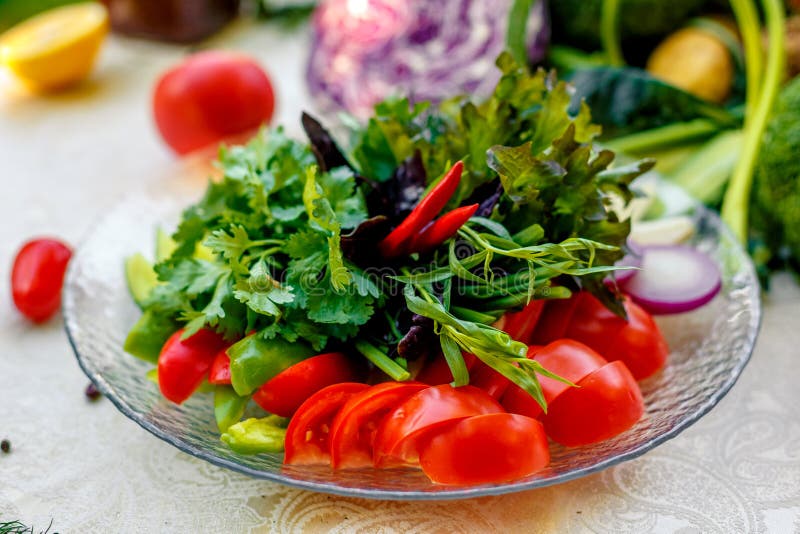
751, 75, 800, 274
567, 67, 740, 136
549, 0, 705, 49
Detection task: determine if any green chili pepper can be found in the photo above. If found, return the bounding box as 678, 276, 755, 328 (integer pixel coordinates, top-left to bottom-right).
221, 416, 289, 454
228, 333, 314, 396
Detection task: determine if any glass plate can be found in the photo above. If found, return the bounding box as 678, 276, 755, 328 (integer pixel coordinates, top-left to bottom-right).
63, 167, 761, 501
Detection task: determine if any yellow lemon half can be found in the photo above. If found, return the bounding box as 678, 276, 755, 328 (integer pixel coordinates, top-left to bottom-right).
0, 2, 109, 91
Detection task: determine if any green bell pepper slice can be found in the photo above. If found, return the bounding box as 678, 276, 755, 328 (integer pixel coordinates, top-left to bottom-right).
228, 334, 314, 396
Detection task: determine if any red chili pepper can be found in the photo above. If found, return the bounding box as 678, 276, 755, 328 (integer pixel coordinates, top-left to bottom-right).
409, 203, 479, 254
379, 161, 464, 258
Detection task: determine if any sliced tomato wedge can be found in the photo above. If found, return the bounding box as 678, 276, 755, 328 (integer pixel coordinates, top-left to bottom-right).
496, 299, 545, 344
468, 359, 513, 400
157, 328, 229, 404
531, 292, 668, 380
562, 293, 668, 380
418, 413, 550, 485
541, 360, 644, 446
329, 382, 428, 469
253, 352, 365, 417
501, 340, 607, 419
530, 295, 582, 345
208, 349, 232, 385
284, 382, 369, 465
416, 352, 477, 385
372, 384, 503, 467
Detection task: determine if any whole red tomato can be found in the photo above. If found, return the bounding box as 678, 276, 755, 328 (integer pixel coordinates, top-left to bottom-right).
11, 238, 72, 323
153, 51, 275, 154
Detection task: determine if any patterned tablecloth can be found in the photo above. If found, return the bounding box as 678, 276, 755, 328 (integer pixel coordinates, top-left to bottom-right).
1, 21, 799, 534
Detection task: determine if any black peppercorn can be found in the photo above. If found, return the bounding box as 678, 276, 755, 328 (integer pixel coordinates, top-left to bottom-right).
1, 439, 10, 453
85, 383, 102, 401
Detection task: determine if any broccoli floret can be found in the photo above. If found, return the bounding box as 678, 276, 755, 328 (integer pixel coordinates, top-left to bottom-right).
551, 0, 706, 49
751, 76, 800, 271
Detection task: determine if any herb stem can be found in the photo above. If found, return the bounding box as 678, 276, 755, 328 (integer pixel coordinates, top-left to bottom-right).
601, 0, 625, 66
354, 340, 410, 381
722, 0, 785, 243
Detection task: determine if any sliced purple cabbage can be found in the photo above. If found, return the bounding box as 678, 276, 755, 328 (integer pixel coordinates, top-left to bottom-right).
307, 0, 550, 118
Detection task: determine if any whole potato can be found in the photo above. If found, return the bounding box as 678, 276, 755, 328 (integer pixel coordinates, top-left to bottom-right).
646, 27, 734, 103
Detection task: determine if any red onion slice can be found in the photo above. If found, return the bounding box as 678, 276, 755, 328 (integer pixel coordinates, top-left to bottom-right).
620, 245, 722, 315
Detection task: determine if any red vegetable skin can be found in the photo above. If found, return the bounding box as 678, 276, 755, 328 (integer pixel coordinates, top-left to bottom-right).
372, 384, 503, 467
284, 382, 369, 465
379, 161, 463, 258
565, 293, 668, 380
416, 352, 478, 385
530, 295, 582, 345
329, 382, 427, 469
253, 352, 365, 417
409, 203, 479, 254
419, 413, 550, 485
153, 51, 275, 155
496, 299, 545, 344
501, 340, 606, 419
208, 349, 232, 385
469, 359, 513, 400
620, 245, 722, 314
11, 238, 72, 323
541, 360, 644, 446
470, 300, 547, 399
157, 329, 229, 404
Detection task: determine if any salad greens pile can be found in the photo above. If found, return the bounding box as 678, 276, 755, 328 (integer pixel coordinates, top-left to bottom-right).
126, 52, 653, 406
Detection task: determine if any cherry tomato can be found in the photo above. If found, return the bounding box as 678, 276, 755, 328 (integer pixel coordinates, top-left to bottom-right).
502, 341, 607, 419
208, 349, 231, 385
372, 384, 503, 467
416, 352, 477, 385
541, 360, 644, 446
157, 328, 229, 404
11, 238, 72, 323
563, 293, 668, 380
418, 413, 550, 485
153, 51, 275, 154
329, 382, 427, 469
284, 382, 369, 465
495, 299, 545, 343
252, 352, 365, 418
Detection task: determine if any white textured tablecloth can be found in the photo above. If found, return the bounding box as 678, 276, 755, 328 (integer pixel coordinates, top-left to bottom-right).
1, 21, 799, 534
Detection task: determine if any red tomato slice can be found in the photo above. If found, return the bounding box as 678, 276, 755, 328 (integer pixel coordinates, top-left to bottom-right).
253, 352, 365, 417
469, 359, 513, 400
607, 298, 669, 380
502, 340, 607, 419
418, 413, 550, 485
496, 299, 545, 344
372, 384, 503, 467
416, 352, 477, 385
541, 360, 644, 446
563, 293, 668, 380
284, 382, 369, 465
530, 295, 582, 345
208, 349, 231, 385
157, 328, 229, 404
329, 382, 428, 469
